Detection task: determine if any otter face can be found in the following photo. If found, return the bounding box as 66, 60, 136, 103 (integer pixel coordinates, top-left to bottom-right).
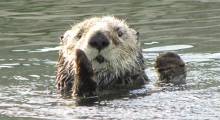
60, 16, 140, 80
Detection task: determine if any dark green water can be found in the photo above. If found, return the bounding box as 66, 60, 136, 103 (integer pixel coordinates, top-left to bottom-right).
0, 0, 220, 119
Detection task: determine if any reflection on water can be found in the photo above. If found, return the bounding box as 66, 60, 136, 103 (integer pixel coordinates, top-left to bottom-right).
0, 0, 220, 119
143, 44, 194, 52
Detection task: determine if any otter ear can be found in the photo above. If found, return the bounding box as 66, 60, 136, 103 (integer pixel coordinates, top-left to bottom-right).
59, 34, 64, 44
130, 28, 139, 41
136, 31, 140, 41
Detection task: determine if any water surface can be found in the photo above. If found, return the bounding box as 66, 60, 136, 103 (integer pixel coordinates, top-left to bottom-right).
0, 0, 220, 119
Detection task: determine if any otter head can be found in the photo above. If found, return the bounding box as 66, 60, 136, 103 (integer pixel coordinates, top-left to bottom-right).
58, 16, 143, 88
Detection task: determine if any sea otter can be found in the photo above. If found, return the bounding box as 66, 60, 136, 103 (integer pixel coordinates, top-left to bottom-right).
155, 52, 186, 86
56, 16, 149, 97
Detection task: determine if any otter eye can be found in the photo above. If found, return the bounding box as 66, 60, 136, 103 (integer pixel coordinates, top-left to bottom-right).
59, 34, 64, 44
76, 32, 82, 39
76, 29, 84, 40
59, 35, 64, 41
116, 27, 123, 37
117, 30, 123, 37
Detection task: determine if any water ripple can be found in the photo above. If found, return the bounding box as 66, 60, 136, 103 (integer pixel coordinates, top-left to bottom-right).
143, 44, 193, 52
0, 63, 20, 69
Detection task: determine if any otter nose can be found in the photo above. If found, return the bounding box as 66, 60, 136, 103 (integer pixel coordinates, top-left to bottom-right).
89, 32, 109, 51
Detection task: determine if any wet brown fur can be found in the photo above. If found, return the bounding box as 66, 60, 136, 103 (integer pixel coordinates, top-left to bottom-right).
56, 51, 74, 96
72, 49, 97, 97
155, 52, 186, 86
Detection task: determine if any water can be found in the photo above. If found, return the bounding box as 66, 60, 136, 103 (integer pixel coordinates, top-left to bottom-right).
0, 0, 220, 119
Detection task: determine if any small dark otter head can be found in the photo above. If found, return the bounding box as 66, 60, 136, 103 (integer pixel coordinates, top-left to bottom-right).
155, 52, 186, 86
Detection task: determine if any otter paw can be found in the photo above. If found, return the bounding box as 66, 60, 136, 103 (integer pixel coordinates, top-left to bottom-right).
155, 52, 186, 86
72, 49, 97, 97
